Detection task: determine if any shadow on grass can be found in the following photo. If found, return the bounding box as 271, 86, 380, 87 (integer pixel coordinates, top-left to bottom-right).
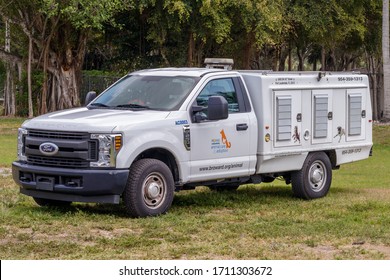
20, 184, 354, 218
328, 186, 366, 195
20, 200, 128, 218
173, 185, 293, 208
19, 185, 293, 218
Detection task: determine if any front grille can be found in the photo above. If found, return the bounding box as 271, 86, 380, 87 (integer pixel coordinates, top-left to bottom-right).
28, 130, 89, 140
25, 130, 96, 169
27, 155, 89, 168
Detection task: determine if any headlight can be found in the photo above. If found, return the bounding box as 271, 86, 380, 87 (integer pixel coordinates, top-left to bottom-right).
90, 134, 122, 167
17, 128, 28, 161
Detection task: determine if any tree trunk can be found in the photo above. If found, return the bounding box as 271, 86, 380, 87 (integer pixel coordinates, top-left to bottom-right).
296, 48, 304, 71
242, 33, 254, 69
3, 20, 16, 116
273, 46, 279, 71
288, 43, 292, 71
327, 50, 336, 71
278, 45, 288, 71
38, 28, 86, 114
59, 65, 80, 109
187, 31, 194, 67
195, 40, 205, 67
4, 64, 16, 116
27, 35, 33, 118
367, 54, 379, 120
312, 59, 317, 71
321, 46, 326, 70
382, 0, 390, 120
372, 75, 378, 120
40, 44, 49, 115
44, 60, 82, 112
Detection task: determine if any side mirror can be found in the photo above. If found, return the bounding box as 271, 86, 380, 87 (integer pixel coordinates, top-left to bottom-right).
84, 91, 97, 106
191, 105, 206, 123
208, 95, 228, 121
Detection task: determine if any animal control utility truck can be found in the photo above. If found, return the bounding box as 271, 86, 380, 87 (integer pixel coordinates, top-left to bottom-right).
12, 58, 373, 217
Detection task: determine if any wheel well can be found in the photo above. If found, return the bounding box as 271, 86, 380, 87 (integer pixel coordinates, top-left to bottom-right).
323, 150, 337, 169
134, 148, 180, 183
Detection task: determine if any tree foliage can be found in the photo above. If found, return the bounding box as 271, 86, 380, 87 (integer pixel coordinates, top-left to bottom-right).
0, 0, 386, 119
0, 0, 128, 115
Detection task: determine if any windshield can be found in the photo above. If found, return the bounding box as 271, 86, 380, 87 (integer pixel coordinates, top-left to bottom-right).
89, 75, 199, 111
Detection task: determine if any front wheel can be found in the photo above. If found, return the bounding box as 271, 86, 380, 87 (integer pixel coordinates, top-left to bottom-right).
291, 152, 332, 199
123, 159, 174, 218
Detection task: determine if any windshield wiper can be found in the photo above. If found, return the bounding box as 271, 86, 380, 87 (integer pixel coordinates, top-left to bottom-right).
116, 104, 150, 110
88, 102, 109, 108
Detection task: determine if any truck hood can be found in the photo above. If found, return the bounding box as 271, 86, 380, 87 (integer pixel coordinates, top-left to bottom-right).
23, 107, 171, 132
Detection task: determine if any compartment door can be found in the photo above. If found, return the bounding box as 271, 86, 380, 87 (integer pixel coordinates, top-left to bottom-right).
346, 88, 366, 142
274, 90, 302, 148
312, 90, 333, 144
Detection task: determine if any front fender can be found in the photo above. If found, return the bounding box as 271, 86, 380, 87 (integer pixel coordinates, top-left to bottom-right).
117, 129, 190, 183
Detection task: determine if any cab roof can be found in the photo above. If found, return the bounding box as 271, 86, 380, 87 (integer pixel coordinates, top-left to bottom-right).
131, 67, 231, 77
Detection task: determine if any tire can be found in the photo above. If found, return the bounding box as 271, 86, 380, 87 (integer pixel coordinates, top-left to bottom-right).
291, 152, 332, 199
209, 183, 239, 192
123, 159, 174, 218
33, 197, 72, 207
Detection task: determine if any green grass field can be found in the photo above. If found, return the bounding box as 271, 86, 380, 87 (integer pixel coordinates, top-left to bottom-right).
0, 118, 25, 168
1, 117, 389, 259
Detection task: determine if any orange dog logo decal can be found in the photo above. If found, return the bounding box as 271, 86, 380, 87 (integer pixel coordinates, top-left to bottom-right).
220, 129, 231, 149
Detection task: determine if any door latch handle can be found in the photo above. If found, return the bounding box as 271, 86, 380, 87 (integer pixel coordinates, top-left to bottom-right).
236, 123, 248, 131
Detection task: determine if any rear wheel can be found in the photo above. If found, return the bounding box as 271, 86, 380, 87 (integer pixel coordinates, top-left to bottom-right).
33, 197, 72, 207
123, 159, 174, 218
291, 152, 332, 199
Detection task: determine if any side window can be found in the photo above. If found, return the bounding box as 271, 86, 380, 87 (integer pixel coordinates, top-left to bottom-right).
196, 78, 240, 114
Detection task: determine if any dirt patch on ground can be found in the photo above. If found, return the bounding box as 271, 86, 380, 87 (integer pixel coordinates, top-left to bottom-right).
302, 242, 390, 259
0, 168, 12, 176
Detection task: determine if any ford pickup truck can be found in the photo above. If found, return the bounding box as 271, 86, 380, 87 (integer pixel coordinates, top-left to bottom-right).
12, 59, 373, 217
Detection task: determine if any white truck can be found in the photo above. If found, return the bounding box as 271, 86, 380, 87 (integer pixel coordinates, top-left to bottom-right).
12, 59, 373, 217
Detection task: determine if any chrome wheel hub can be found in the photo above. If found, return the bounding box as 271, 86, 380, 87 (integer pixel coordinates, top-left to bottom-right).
308, 160, 327, 192
142, 172, 166, 209
311, 169, 323, 184
146, 182, 160, 200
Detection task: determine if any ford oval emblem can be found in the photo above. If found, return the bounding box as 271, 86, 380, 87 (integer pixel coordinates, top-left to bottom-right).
39, 142, 59, 156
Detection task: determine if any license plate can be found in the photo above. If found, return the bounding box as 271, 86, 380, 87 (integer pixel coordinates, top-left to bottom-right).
36, 176, 55, 191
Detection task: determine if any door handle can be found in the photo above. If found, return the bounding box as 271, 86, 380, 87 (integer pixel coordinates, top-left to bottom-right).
236, 123, 248, 131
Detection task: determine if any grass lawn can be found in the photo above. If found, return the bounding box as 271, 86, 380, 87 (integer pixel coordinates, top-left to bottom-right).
1, 117, 390, 259
0, 117, 25, 167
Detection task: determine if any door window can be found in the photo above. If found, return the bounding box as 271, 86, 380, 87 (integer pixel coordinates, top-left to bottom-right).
196, 78, 240, 118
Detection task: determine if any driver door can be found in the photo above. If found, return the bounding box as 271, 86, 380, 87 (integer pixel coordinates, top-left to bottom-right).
188, 76, 252, 182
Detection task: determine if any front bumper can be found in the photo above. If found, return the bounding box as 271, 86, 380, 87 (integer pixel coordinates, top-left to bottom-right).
12, 161, 129, 204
